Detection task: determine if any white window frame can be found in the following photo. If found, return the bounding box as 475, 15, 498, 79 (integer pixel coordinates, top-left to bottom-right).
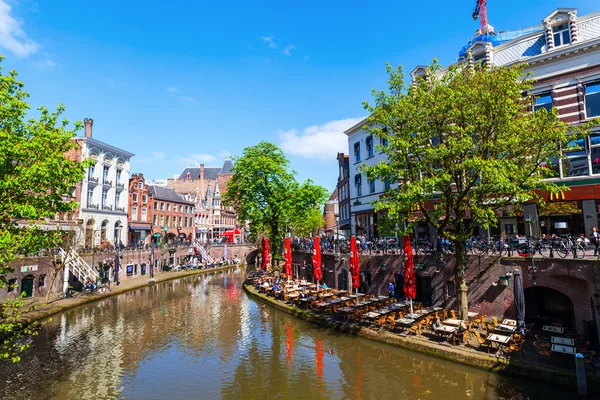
552, 23, 571, 47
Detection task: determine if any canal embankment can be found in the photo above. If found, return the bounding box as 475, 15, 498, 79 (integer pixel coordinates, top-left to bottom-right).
18, 264, 242, 325
243, 282, 600, 393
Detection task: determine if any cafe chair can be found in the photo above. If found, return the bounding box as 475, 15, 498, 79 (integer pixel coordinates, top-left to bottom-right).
452, 330, 468, 346
473, 314, 487, 329
450, 310, 458, 319
508, 337, 525, 357
409, 321, 424, 336
533, 341, 551, 360
491, 317, 499, 327
473, 331, 489, 352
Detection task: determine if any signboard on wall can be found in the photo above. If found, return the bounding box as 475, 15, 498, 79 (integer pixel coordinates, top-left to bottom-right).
21, 265, 38, 272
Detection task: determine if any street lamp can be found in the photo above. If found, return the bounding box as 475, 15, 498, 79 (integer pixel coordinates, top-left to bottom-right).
525, 217, 536, 285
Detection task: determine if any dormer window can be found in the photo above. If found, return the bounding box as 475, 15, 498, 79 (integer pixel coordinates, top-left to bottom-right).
552, 23, 571, 47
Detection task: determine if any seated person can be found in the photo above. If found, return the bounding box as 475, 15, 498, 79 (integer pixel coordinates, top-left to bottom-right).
577, 233, 590, 246
456, 321, 467, 334
432, 317, 442, 338
321, 282, 329, 290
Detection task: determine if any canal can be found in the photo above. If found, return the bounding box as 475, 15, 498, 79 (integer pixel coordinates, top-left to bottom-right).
0, 266, 574, 399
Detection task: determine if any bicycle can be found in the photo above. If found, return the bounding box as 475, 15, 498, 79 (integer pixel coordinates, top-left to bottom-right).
554, 236, 585, 259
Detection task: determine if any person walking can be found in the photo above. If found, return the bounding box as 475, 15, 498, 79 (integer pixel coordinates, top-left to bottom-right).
591, 227, 600, 257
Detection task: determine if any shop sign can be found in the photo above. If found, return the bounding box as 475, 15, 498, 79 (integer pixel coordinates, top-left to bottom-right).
21, 265, 38, 272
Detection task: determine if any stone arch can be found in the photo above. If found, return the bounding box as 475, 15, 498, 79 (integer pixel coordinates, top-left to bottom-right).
100, 219, 109, 242
114, 220, 123, 244
85, 218, 96, 247
524, 286, 575, 329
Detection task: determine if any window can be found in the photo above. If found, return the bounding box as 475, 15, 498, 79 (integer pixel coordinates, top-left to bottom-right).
142, 194, 147, 203
39, 275, 46, 287
132, 193, 138, 202
166, 204, 171, 212
585, 83, 600, 119
103, 166, 110, 181
534, 93, 553, 112
473, 51, 486, 64
369, 179, 376, 193
115, 191, 121, 207
354, 142, 361, 162
116, 170, 121, 183
384, 176, 391, 191
552, 23, 571, 47
366, 136, 374, 157
153, 215, 158, 225
166, 215, 170, 227
160, 202, 165, 211
88, 165, 95, 180
132, 207, 138, 220
160, 215, 164, 226
138, 182, 143, 190
562, 138, 588, 177
141, 208, 147, 222
355, 174, 362, 196
590, 134, 600, 174
184, 217, 188, 227
154, 202, 158, 210
173, 204, 178, 213
87, 188, 94, 205
446, 281, 455, 297
380, 137, 388, 148
102, 190, 108, 207
7, 278, 17, 293
178, 216, 182, 227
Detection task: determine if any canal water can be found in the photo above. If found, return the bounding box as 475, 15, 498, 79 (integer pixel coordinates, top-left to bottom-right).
0, 266, 574, 399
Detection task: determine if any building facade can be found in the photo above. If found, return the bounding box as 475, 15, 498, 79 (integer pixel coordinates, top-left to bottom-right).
148, 185, 196, 243
345, 120, 398, 239
79, 118, 134, 247
167, 160, 239, 243
323, 189, 339, 231
336, 153, 351, 238
128, 173, 152, 245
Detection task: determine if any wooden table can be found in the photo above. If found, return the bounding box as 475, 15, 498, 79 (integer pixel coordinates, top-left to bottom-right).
395, 318, 415, 326
551, 344, 576, 355
487, 333, 511, 354
542, 325, 565, 334
287, 293, 299, 299
467, 311, 479, 318
363, 312, 382, 321
443, 318, 462, 326
436, 325, 457, 334
502, 319, 517, 326
405, 313, 420, 319
552, 336, 575, 346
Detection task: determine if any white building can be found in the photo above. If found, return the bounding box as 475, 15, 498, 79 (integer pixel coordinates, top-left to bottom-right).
79, 119, 134, 247
345, 119, 398, 239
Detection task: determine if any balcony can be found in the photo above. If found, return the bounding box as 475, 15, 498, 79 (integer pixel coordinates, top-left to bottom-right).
88, 204, 99, 210
102, 205, 113, 211
115, 206, 125, 212
103, 180, 113, 187
116, 183, 125, 190
88, 177, 99, 184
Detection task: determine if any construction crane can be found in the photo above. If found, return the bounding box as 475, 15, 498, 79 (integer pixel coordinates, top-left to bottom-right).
472, 0, 490, 34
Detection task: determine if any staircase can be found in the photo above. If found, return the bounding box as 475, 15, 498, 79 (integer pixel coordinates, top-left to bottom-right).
60, 248, 96, 284
195, 244, 214, 264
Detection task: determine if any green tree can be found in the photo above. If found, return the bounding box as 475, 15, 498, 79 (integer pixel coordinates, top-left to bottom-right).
363, 61, 598, 319
223, 142, 328, 264
0, 56, 88, 361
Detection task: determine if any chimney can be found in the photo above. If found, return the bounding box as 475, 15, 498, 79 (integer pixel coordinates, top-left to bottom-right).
84, 118, 93, 138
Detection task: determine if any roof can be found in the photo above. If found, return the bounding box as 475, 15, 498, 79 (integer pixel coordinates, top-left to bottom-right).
344, 118, 369, 135
177, 159, 234, 180
148, 185, 194, 205
78, 136, 135, 158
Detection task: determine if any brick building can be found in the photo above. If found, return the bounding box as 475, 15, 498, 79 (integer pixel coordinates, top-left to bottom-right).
323, 189, 338, 230
128, 173, 152, 245
167, 160, 239, 243
148, 185, 196, 243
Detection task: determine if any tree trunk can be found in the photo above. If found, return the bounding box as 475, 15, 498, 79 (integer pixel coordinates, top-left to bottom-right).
454, 239, 469, 321
44, 268, 61, 304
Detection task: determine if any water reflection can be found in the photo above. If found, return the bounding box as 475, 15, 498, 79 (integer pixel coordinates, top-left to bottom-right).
0, 266, 572, 400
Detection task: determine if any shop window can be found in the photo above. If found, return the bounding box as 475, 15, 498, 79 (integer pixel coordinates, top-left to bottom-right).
39, 275, 46, 287
585, 83, 600, 119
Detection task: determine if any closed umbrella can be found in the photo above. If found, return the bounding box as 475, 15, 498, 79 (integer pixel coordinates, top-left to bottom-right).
350, 236, 361, 303
513, 269, 526, 337
313, 237, 322, 285
284, 237, 293, 280
403, 236, 416, 315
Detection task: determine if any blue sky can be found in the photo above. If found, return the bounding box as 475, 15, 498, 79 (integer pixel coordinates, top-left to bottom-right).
1, 0, 598, 191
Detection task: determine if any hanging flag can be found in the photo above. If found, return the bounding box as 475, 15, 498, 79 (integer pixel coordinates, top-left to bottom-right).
313, 237, 322, 283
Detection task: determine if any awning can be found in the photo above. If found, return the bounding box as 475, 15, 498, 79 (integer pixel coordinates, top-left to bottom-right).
129, 223, 152, 231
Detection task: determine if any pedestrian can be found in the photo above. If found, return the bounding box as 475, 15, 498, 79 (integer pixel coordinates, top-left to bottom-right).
591, 227, 600, 256
388, 280, 395, 299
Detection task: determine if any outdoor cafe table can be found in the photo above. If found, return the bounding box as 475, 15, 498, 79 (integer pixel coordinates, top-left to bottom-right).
363, 312, 382, 321
552, 336, 575, 346
404, 313, 421, 319
351, 301, 371, 309
287, 293, 299, 300
436, 325, 457, 338
443, 318, 463, 326
320, 292, 335, 299
543, 325, 565, 334
395, 318, 416, 326
551, 344, 576, 355
495, 324, 516, 334
487, 333, 511, 354
467, 311, 479, 318
315, 301, 331, 310
337, 307, 354, 314
502, 319, 517, 326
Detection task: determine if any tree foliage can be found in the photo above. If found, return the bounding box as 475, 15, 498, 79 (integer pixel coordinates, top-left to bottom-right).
0, 56, 88, 361
223, 142, 328, 263
363, 60, 599, 319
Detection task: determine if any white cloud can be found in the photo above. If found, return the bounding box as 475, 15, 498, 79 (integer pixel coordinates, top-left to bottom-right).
32, 59, 54, 69
283, 44, 296, 56
0, 0, 40, 57
261, 36, 277, 49
152, 152, 165, 160
181, 96, 198, 103
177, 153, 217, 165
166, 86, 180, 93
280, 117, 366, 160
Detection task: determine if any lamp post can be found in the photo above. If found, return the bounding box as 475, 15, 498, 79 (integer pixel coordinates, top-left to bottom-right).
525, 217, 536, 285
